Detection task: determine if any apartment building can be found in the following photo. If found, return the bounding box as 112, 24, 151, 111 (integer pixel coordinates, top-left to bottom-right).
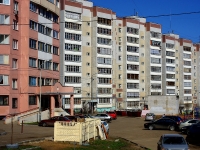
0, 0, 73, 118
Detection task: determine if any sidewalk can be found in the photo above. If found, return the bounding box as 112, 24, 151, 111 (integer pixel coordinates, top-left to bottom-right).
0, 121, 54, 146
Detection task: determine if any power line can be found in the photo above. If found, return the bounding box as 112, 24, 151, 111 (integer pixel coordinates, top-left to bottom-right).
0, 10, 200, 26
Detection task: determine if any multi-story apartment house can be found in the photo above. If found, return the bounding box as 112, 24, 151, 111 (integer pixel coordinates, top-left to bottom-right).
0, 0, 73, 118
60, 0, 116, 113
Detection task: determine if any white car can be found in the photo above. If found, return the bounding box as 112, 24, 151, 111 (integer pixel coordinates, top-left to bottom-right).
179, 119, 199, 130
101, 121, 109, 134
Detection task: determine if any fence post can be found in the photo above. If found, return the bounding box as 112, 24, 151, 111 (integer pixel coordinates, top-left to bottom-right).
87, 122, 89, 142
93, 120, 95, 140
21, 120, 23, 133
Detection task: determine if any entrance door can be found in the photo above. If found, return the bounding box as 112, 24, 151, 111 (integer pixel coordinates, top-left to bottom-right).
41, 96, 51, 111
55, 96, 59, 108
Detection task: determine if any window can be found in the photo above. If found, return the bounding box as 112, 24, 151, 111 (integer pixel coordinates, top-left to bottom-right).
98, 88, 111, 94
166, 59, 175, 64
97, 27, 111, 35
65, 76, 81, 83
184, 61, 191, 66
46, 27, 52, 36
127, 36, 139, 44
87, 22, 90, 26
12, 59, 17, 69
13, 20, 18, 30
184, 89, 191, 94
127, 92, 139, 98
118, 74, 122, 79
127, 101, 139, 107
12, 98, 17, 108
127, 83, 139, 89
98, 78, 111, 84
0, 0, 10, 5
127, 27, 139, 35
65, 43, 81, 52
0, 55, 9, 64
86, 42, 90, 46
97, 37, 111, 45
166, 43, 174, 49
38, 24, 45, 34
0, 34, 9, 44
151, 49, 161, 55
0, 96, 9, 105
118, 65, 121, 70
87, 83, 90, 87
167, 89, 175, 94
13, 39, 18, 49
53, 30, 59, 39
86, 62, 90, 66
86, 52, 90, 56
99, 98, 110, 103
118, 28, 121, 33
98, 68, 111, 74
166, 66, 175, 72
183, 46, 191, 52
65, 11, 81, 20
119, 84, 122, 88
151, 58, 161, 64
45, 44, 52, 53
53, 46, 59, 55
127, 64, 139, 71
29, 39, 37, 49
127, 55, 139, 62
118, 93, 122, 98
184, 82, 191, 87
53, 79, 58, 85
45, 61, 51, 70
38, 41, 45, 51
127, 74, 139, 80
65, 22, 81, 30
47, 0, 54, 4
29, 57, 36, 67
65, 32, 81, 41
12, 79, 17, 89
0, 14, 10, 24
151, 66, 161, 72
151, 40, 161, 47
0, 75, 8, 85
29, 76, 37, 86
65, 54, 81, 62
127, 46, 139, 53
184, 75, 191, 80
97, 57, 111, 65
29, 96, 37, 105
97, 17, 111, 26
65, 65, 81, 73
14, 1, 18, 10
97, 47, 111, 55
30, 2, 37, 12
150, 31, 161, 38
119, 46, 121, 51
118, 56, 121, 61
166, 51, 175, 57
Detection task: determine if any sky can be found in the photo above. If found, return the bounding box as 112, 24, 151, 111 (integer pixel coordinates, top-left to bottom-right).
91, 0, 200, 43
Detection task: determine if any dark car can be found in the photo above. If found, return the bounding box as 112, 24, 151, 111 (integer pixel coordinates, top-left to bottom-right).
163, 116, 183, 125
187, 122, 200, 137
157, 134, 189, 150
144, 118, 179, 131
65, 115, 80, 121
107, 111, 117, 120
38, 116, 70, 127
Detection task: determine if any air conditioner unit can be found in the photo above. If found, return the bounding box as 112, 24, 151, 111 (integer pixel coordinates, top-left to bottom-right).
14, 10, 18, 15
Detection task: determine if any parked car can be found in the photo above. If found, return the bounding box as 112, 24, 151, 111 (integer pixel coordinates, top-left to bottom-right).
65, 115, 80, 121
38, 116, 71, 127
157, 134, 189, 150
144, 118, 179, 131
145, 113, 155, 121
179, 119, 199, 131
163, 116, 183, 124
187, 121, 200, 137
93, 113, 112, 122
101, 121, 109, 134
107, 111, 117, 120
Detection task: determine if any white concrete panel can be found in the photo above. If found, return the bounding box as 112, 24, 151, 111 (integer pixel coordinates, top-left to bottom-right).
64, 83, 82, 87
126, 61, 139, 65
64, 61, 82, 66
97, 74, 112, 78
166, 64, 176, 67
166, 48, 175, 52
150, 27, 161, 33
97, 64, 112, 68
97, 23, 112, 29
65, 18, 82, 24
64, 72, 82, 76
127, 70, 139, 74
38, 15, 52, 28
127, 22, 139, 28
166, 39, 175, 44
65, 28, 82, 34
97, 94, 112, 98
82, 9, 92, 17
97, 84, 112, 88
150, 37, 162, 41
126, 98, 140, 101
97, 43, 112, 48
65, 5, 82, 13
97, 54, 112, 58
126, 80, 139, 83
65, 39, 82, 45
126, 33, 139, 38
97, 12, 112, 19
38, 51, 52, 60
38, 33, 53, 44
97, 33, 112, 39
65, 51, 82, 55
126, 43, 139, 47
127, 89, 140, 92
150, 64, 162, 67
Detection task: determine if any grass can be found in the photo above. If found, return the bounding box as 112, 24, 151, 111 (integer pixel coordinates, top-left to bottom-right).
28, 137, 148, 150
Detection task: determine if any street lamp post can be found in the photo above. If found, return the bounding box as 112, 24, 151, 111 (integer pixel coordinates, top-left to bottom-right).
38, 59, 52, 122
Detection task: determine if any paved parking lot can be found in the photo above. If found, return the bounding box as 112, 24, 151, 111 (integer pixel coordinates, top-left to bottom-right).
0, 117, 200, 150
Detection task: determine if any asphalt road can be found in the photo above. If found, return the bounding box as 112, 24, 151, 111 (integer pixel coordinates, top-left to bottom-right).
0, 117, 199, 150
